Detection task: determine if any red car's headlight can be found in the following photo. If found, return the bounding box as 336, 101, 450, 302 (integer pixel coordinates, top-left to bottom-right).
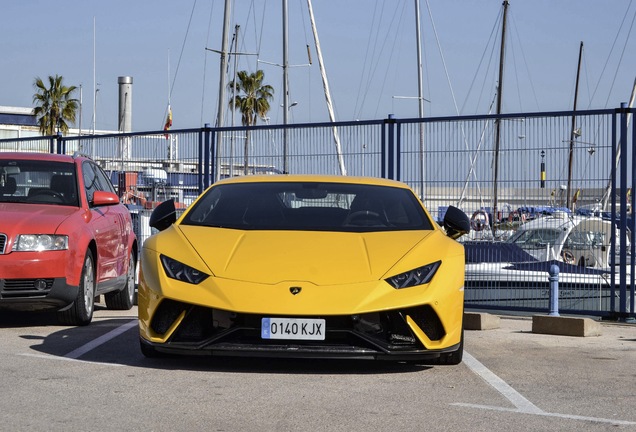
15, 234, 68, 252
160, 255, 209, 285
386, 261, 441, 289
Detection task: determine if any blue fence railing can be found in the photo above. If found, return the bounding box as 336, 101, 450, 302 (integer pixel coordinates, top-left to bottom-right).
1, 107, 634, 319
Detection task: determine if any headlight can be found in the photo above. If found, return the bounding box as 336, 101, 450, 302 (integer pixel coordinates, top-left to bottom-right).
15, 234, 68, 251
160, 255, 209, 285
386, 261, 441, 289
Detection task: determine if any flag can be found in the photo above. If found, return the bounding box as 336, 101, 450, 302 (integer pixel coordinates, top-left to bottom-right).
164, 106, 172, 139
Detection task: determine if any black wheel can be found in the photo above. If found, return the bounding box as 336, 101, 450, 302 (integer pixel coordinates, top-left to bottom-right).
105, 253, 136, 310
57, 250, 96, 326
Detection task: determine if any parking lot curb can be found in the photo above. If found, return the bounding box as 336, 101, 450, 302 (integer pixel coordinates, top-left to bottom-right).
464, 312, 501, 330
531, 315, 602, 337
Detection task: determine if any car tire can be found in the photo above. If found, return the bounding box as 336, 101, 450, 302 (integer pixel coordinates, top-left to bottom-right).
57, 250, 96, 326
105, 253, 136, 310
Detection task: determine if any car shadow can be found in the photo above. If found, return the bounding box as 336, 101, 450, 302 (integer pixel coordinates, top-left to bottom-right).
0, 309, 60, 328
19, 315, 434, 375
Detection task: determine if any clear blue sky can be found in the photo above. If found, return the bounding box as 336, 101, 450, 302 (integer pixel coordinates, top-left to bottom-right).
2, 0, 635, 132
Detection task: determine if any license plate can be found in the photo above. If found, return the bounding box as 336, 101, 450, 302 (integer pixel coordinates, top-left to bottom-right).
261, 317, 326, 340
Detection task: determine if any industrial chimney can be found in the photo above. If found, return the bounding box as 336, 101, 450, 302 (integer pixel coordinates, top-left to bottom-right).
118, 76, 133, 133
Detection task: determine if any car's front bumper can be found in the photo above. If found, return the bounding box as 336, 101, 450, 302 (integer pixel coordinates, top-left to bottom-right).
0, 277, 79, 311
139, 299, 463, 361
0, 249, 80, 311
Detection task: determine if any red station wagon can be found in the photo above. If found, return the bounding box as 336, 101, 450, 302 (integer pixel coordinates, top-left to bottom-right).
0, 152, 137, 325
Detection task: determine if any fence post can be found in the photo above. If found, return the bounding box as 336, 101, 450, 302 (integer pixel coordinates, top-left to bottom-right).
548, 264, 560, 316
204, 123, 212, 190
56, 132, 64, 154
395, 120, 402, 182
385, 114, 396, 180
619, 102, 628, 319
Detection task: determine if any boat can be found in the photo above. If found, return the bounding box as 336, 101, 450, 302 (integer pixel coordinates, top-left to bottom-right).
463, 211, 629, 311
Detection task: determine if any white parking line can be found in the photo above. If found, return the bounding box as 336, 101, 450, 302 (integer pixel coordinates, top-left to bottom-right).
64, 319, 138, 359
462, 351, 543, 414
19, 352, 125, 367
456, 351, 636, 426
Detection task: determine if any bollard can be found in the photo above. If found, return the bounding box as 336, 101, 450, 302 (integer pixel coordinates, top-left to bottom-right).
548, 264, 560, 316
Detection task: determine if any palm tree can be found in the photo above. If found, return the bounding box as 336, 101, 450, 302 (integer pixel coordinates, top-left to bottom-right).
33, 75, 79, 136
228, 70, 274, 174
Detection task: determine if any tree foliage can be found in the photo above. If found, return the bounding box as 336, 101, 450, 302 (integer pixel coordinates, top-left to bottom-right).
33, 75, 78, 136
227, 70, 274, 174
228, 70, 274, 127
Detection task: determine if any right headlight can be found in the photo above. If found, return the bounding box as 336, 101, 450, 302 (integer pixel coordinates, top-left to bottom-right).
385, 261, 441, 289
160, 255, 209, 285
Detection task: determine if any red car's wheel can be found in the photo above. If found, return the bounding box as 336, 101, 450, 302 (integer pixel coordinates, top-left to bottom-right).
57, 250, 95, 326
105, 253, 136, 310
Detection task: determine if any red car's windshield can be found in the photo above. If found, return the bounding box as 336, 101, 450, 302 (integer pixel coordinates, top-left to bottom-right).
0, 160, 78, 207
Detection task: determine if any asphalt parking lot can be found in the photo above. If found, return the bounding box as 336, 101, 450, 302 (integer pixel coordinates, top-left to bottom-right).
0, 304, 634, 432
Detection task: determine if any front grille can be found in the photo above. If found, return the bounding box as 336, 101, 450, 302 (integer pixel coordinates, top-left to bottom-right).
1, 279, 54, 298
0, 234, 6, 254
149, 300, 446, 352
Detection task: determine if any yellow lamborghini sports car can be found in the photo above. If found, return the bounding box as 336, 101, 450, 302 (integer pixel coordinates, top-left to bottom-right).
138, 175, 470, 364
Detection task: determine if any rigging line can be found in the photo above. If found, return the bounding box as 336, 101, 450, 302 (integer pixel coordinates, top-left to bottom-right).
240, 0, 257, 74
581, 49, 592, 108
602, 4, 636, 108
162, 0, 198, 128
424, 0, 459, 115
200, 0, 217, 126
475, 18, 500, 116
354, 0, 382, 119
589, 0, 634, 108
509, 31, 522, 111
358, 0, 399, 119
297, 0, 314, 120
373, 0, 409, 118
424, 0, 484, 200
508, 13, 540, 112
256, 1, 266, 59
460, 6, 501, 115
366, 0, 406, 118
587, 2, 634, 146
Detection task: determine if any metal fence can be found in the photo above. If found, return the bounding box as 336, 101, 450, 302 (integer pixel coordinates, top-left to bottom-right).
1, 106, 634, 319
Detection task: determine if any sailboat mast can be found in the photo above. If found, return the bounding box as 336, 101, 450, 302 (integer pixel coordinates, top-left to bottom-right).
415, 0, 425, 198
215, 0, 232, 182
306, 0, 347, 176
566, 41, 584, 210
492, 0, 508, 235
282, 0, 290, 173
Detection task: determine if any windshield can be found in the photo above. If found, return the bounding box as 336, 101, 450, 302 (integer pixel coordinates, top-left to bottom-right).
0, 159, 78, 207
506, 227, 563, 250
182, 181, 433, 232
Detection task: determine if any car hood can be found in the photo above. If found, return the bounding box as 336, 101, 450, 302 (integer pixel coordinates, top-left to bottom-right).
0, 203, 77, 235
177, 226, 436, 285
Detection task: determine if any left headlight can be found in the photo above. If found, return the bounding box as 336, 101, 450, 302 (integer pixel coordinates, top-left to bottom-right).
160, 255, 209, 285
15, 234, 68, 252
386, 261, 441, 289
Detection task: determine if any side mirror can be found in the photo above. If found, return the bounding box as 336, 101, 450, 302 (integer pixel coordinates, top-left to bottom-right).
149, 199, 177, 232
443, 206, 470, 240
92, 190, 120, 206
